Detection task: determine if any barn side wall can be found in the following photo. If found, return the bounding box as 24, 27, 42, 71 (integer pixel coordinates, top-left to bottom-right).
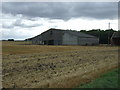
78, 37, 99, 45
62, 33, 78, 45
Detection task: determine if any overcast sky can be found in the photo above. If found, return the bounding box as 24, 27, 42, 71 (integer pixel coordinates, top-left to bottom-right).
1, 2, 118, 40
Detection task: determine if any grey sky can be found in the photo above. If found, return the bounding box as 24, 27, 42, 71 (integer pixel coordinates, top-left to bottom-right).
1, 2, 118, 40
2, 2, 118, 20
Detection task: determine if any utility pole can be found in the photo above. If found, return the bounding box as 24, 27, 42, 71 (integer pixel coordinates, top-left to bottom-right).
108, 22, 110, 30
108, 22, 110, 45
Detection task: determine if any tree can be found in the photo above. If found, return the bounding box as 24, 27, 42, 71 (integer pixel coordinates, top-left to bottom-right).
80, 29, 116, 44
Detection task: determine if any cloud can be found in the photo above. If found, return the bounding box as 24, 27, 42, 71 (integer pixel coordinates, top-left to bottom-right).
1, 2, 118, 40
13, 19, 42, 28
2, 14, 43, 29
2, 2, 118, 20
1, 18, 118, 40
2, 28, 37, 40
2, 24, 14, 29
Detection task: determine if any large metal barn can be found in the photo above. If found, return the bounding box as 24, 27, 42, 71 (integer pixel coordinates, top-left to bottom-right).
32, 28, 99, 45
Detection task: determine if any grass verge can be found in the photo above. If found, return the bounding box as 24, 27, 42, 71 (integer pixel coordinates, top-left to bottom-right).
74, 68, 119, 88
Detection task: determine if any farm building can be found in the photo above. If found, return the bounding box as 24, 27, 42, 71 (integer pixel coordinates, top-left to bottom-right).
32, 28, 99, 45
111, 32, 120, 45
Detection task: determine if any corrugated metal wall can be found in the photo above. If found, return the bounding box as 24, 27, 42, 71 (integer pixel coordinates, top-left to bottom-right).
41, 30, 63, 45
78, 37, 99, 45
62, 33, 78, 45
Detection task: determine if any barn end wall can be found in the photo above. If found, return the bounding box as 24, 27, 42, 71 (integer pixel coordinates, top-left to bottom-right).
32, 36, 42, 45
41, 30, 63, 45
62, 33, 78, 45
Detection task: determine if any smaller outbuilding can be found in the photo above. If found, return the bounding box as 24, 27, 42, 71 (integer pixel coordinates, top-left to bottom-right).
111, 32, 120, 45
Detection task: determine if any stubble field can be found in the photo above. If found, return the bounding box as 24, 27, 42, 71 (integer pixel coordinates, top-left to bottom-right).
2, 41, 119, 88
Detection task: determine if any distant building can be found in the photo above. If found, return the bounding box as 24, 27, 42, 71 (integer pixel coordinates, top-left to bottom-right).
32, 28, 99, 45
111, 32, 120, 45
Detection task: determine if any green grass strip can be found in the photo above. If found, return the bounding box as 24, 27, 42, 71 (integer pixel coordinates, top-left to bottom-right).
74, 68, 119, 88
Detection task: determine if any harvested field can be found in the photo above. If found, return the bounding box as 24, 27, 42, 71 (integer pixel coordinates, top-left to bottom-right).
2, 41, 119, 88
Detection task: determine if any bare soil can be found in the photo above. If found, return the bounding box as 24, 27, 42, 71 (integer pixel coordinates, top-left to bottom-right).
2, 41, 119, 88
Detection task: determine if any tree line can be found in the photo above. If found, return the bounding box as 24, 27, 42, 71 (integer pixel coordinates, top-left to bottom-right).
80, 29, 118, 44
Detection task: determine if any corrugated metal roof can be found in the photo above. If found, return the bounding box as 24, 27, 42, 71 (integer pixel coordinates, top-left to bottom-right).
64, 30, 95, 38
31, 28, 98, 39
49, 28, 96, 38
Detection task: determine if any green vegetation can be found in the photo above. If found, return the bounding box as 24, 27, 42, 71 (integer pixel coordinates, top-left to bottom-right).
80, 29, 117, 44
75, 68, 119, 88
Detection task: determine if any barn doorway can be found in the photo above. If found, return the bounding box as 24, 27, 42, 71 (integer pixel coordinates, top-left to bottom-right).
48, 40, 54, 45
44, 40, 47, 45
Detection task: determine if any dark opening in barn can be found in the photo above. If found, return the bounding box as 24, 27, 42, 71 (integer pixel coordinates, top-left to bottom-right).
48, 40, 54, 45
44, 40, 47, 45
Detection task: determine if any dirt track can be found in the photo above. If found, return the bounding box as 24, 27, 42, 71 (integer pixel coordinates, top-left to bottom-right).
2, 42, 118, 88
